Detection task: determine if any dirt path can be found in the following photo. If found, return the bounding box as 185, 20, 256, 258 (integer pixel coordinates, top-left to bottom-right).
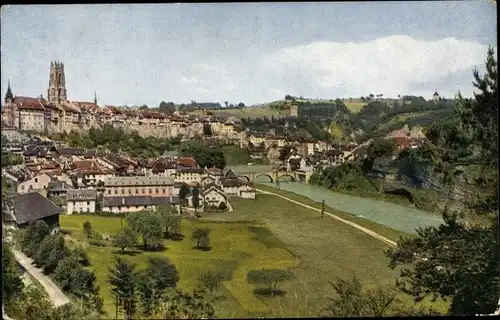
256, 189, 397, 248
13, 249, 70, 307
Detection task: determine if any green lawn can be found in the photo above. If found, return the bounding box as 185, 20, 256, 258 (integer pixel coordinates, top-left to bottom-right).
60, 193, 447, 318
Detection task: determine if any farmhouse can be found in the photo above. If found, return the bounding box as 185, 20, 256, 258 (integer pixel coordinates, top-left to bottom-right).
66, 189, 97, 214
2, 192, 64, 232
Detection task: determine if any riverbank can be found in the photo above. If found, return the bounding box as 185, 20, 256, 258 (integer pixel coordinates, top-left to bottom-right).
255, 184, 412, 241
255, 183, 443, 234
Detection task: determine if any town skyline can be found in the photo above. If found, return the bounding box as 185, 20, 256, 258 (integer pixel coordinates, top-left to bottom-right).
1, 2, 497, 106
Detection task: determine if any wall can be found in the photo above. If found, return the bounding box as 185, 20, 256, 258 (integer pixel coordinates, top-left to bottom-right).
67, 200, 96, 214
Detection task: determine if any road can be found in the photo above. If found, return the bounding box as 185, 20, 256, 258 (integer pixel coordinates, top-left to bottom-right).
256, 188, 397, 247
13, 249, 70, 307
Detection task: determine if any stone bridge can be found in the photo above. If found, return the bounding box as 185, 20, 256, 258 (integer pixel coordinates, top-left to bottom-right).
237, 170, 313, 184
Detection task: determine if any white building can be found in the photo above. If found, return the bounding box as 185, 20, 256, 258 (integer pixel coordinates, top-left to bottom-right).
66, 189, 97, 214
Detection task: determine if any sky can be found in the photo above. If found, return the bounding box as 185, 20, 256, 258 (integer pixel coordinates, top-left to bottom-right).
0, 2, 497, 107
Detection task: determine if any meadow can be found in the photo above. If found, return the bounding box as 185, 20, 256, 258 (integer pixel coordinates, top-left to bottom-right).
60, 193, 447, 318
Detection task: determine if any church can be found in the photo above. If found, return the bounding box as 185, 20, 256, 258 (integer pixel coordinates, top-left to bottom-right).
2, 61, 100, 133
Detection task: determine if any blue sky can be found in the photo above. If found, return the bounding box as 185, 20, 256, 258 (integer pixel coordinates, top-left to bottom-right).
1, 2, 496, 107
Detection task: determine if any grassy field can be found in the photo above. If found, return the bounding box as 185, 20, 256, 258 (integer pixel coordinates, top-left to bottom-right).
376, 110, 434, 130
60, 193, 447, 318
344, 99, 367, 114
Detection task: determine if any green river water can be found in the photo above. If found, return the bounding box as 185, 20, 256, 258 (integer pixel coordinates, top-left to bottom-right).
229, 165, 443, 234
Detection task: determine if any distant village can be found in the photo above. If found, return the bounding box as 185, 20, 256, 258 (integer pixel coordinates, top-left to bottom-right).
1, 61, 428, 230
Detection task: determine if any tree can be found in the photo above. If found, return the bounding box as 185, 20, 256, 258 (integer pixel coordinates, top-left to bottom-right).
83, 221, 93, 239
113, 227, 138, 254
247, 269, 294, 296
5, 285, 53, 320
22, 220, 50, 256
71, 246, 90, 266
108, 256, 138, 320
136, 256, 179, 317
199, 270, 221, 293
324, 276, 427, 317
224, 101, 229, 108
161, 288, 216, 319
192, 187, 200, 211
126, 212, 164, 250
237, 102, 245, 108
179, 183, 190, 202
35, 235, 69, 273
2, 244, 24, 302
192, 227, 210, 250
385, 48, 499, 316
368, 137, 398, 158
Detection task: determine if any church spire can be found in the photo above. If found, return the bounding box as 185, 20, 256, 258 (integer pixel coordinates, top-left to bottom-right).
94, 91, 97, 105
4, 79, 14, 103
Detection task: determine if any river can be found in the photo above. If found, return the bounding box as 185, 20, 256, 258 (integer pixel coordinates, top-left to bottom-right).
228, 165, 443, 234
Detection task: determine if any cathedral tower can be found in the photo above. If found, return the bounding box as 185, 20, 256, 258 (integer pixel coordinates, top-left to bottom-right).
47, 61, 67, 104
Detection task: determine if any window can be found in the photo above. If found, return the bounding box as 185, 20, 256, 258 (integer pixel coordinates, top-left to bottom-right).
149, 189, 152, 194
128, 189, 132, 194
87, 201, 90, 205
142, 189, 145, 194
114, 189, 118, 194
121, 189, 124, 194
108, 190, 111, 195
155, 188, 159, 194
135, 189, 139, 194
162, 188, 166, 193
34, 178, 38, 183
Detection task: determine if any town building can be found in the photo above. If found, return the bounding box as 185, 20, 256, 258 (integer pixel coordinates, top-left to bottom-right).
2, 192, 64, 232
66, 189, 97, 214
103, 176, 177, 198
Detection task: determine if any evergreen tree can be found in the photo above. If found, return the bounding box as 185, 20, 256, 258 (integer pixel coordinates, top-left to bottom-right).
108, 256, 137, 320
386, 47, 500, 316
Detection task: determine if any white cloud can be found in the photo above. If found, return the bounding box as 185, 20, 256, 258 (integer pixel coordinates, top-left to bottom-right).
180, 75, 206, 85
262, 36, 491, 98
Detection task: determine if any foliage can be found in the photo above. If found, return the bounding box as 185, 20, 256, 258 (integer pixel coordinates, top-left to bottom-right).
386, 211, 499, 316
179, 142, 226, 169
179, 184, 190, 201
385, 48, 499, 316
22, 220, 51, 256
368, 137, 397, 158
158, 205, 182, 238
113, 227, 138, 254
108, 256, 138, 319
71, 245, 91, 266
4, 285, 53, 320
126, 211, 164, 250
2, 244, 24, 302
136, 256, 180, 317
192, 227, 210, 250
51, 124, 176, 158
1, 153, 23, 167
199, 270, 222, 293
83, 221, 93, 239
247, 269, 294, 295
161, 288, 216, 319
54, 255, 99, 300
192, 186, 200, 209
34, 235, 70, 273
324, 276, 439, 317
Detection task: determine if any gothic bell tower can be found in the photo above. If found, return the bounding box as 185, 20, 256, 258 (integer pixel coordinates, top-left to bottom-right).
47, 61, 67, 104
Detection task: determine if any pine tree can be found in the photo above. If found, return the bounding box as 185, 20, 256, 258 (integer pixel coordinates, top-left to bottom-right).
108, 256, 137, 319
386, 47, 500, 316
